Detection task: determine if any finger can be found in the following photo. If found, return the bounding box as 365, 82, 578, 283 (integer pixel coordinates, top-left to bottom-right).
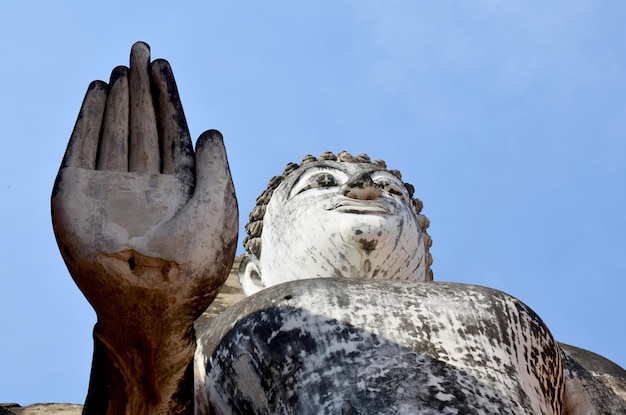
194, 130, 235, 203
129, 41, 160, 173
150, 59, 195, 187
62, 81, 108, 169
97, 66, 129, 172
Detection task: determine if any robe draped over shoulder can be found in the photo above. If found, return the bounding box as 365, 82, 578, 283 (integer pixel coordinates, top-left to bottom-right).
195, 279, 565, 415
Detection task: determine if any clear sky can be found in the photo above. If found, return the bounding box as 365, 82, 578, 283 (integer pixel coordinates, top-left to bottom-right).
1, 0, 625, 406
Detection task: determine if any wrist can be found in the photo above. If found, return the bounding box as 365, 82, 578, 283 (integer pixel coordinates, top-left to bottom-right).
87, 322, 196, 414
79, 249, 214, 414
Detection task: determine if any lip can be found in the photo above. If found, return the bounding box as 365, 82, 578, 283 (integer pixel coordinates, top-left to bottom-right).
327, 199, 393, 215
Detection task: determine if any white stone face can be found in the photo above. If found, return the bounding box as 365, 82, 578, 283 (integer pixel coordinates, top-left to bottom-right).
251, 161, 426, 292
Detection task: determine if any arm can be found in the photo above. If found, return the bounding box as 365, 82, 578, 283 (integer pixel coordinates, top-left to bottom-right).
51, 42, 238, 414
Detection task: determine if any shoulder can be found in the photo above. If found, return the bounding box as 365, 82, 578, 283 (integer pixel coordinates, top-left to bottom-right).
195, 279, 564, 414
560, 342, 626, 414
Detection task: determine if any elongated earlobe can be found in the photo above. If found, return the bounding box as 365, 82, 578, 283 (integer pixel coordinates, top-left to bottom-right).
238, 253, 265, 296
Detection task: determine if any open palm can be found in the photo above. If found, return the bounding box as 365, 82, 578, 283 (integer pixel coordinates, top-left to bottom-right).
51, 42, 238, 332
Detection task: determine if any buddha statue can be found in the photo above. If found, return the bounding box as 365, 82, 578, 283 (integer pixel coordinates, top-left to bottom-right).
51, 42, 626, 414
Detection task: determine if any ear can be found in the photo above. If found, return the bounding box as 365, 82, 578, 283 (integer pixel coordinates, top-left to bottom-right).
238, 253, 265, 296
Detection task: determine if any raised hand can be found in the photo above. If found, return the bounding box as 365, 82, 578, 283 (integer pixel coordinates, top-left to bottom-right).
51, 42, 238, 414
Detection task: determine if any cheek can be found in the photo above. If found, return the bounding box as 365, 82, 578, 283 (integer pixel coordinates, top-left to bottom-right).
263, 202, 325, 253
276, 195, 334, 229
385, 209, 422, 250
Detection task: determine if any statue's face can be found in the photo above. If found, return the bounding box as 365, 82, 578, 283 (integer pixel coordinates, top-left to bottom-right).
241, 161, 426, 294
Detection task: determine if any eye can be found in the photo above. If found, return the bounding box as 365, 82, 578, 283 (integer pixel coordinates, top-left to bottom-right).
290, 168, 345, 197
314, 172, 339, 188
296, 173, 338, 194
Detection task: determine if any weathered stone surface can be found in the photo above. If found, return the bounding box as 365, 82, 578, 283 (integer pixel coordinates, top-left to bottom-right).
560, 343, 626, 414
51, 41, 238, 415
0, 404, 82, 415
196, 279, 565, 414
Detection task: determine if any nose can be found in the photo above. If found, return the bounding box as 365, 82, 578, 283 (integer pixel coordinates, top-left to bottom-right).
339, 172, 382, 200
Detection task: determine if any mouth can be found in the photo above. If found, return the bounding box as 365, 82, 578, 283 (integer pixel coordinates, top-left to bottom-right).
327, 199, 393, 215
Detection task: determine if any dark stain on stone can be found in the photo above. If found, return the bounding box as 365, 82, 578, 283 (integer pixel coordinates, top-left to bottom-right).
363, 260, 371, 275
63, 246, 75, 265
342, 400, 360, 414
357, 238, 377, 252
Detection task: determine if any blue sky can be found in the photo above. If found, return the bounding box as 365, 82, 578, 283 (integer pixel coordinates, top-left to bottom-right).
1, 1, 625, 405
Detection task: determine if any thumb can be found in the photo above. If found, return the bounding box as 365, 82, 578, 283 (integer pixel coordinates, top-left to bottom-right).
148, 129, 238, 274
182, 129, 238, 275
194, 129, 235, 203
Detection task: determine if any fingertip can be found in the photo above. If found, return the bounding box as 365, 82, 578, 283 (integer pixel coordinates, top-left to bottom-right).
149, 59, 175, 91
84, 81, 109, 109
197, 129, 224, 148
131, 41, 150, 54
150, 58, 172, 74
130, 42, 151, 67
109, 66, 129, 84
194, 129, 233, 199
196, 130, 226, 157
88, 80, 109, 93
